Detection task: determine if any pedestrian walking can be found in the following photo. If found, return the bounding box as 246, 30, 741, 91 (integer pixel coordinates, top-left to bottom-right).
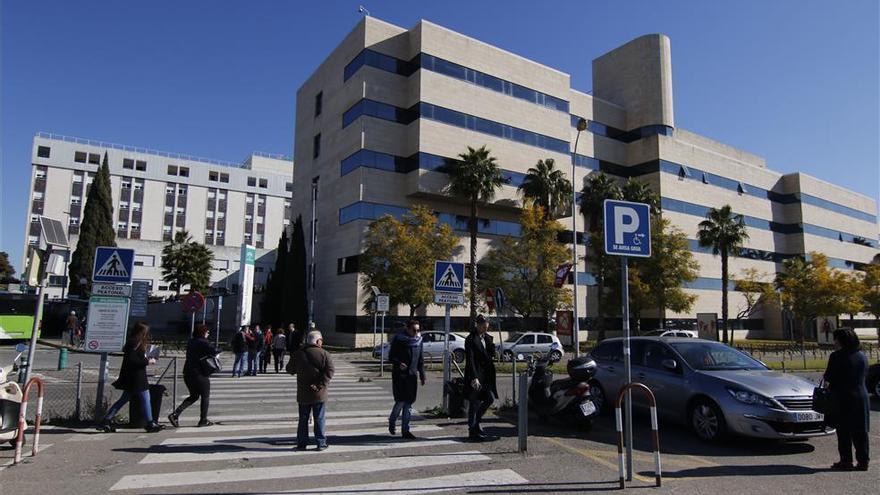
260, 325, 273, 373
287, 323, 303, 355
168, 324, 219, 428
246, 326, 258, 376
272, 329, 288, 373
388, 319, 425, 439
96, 322, 164, 433
65, 311, 78, 346
292, 330, 335, 451
231, 326, 248, 378
824, 328, 870, 471
464, 314, 498, 442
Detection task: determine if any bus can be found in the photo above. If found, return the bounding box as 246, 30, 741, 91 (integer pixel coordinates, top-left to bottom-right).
0, 294, 37, 342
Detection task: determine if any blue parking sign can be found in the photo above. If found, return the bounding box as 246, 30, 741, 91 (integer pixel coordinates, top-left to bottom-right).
434, 261, 465, 294
603, 200, 651, 258
92, 247, 135, 283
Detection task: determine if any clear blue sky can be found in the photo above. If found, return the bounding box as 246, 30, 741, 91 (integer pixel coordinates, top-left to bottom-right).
2, 0, 878, 270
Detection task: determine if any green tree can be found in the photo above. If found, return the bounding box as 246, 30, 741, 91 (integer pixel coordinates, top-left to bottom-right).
67, 152, 115, 296
518, 158, 572, 220
861, 263, 880, 344
443, 146, 505, 326
0, 251, 15, 281
161, 230, 214, 296
283, 216, 309, 331
638, 217, 699, 330
621, 178, 660, 214
579, 172, 622, 341
481, 204, 572, 329
260, 230, 288, 326
360, 205, 459, 317
697, 205, 749, 344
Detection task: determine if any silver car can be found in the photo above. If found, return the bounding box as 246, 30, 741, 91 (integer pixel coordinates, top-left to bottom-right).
497, 332, 563, 362
373, 331, 466, 363
589, 337, 833, 442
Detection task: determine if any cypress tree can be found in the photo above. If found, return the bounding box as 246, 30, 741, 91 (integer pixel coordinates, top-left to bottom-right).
284, 216, 309, 331
68, 152, 115, 296
260, 229, 288, 326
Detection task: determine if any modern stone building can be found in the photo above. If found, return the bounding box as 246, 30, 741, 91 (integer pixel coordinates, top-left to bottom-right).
24, 133, 293, 299
291, 17, 879, 346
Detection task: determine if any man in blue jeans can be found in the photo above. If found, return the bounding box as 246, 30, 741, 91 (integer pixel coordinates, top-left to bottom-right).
292, 330, 335, 450
231, 326, 248, 377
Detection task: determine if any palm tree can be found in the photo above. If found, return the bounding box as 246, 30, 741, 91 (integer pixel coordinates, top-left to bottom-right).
621, 178, 660, 214
518, 158, 572, 219
444, 145, 506, 326
697, 205, 749, 344
579, 172, 622, 341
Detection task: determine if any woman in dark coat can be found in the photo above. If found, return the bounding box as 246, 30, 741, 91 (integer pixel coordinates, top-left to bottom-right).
97, 322, 163, 432
167, 324, 219, 427
464, 315, 498, 442
823, 327, 870, 471
387, 320, 425, 439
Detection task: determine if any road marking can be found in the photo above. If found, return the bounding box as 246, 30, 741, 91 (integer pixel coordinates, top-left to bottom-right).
211, 392, 382, 405
111, 451, 490, 490
199, 409, 394, 422
172, 415, 426, 433
164, 424, 441, 443
587, 448, 718, 468
255, 468, 529, 495
542, 437, 653, 484
209, 387, 384, 398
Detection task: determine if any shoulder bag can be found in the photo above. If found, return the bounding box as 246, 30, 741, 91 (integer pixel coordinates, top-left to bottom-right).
200, 353, 222, 376
812, 379, 836, 417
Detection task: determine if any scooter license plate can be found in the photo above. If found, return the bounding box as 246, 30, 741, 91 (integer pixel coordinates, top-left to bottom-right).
579, 401, 596, 416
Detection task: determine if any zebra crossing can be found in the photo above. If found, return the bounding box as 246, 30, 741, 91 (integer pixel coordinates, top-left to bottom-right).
106, 357, 530, 493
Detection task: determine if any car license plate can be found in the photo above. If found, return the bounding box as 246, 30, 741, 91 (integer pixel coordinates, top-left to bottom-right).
795, 412, 823, 422
579, 401, 597, 416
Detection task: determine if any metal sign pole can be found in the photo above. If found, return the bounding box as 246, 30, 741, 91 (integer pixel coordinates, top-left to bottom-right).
379, 312, 385, 377
621, 256, 633, 481
215, 296, 222, 348
190, 312, 195, 338
442, 303, 451, 412
95, 352, 108, 419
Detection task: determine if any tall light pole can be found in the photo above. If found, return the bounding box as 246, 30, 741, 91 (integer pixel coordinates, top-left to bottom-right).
571, 117, 587, 358
308, 179, 318, 327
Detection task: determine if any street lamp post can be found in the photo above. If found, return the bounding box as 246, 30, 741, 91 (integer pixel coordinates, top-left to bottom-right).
571, 118, 587, 358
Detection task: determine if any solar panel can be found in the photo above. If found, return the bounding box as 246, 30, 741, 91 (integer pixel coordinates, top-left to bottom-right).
39, 216, 70, 248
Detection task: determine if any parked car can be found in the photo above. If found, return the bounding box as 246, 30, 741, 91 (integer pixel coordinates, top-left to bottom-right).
868, 362, 880, 398
497, 332, 563, 362
588, 337, 833, 442
373, 331, 467, 363
644, 329, 698, 338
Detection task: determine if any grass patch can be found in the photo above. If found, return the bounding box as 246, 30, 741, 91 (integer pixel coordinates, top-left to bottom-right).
765, 359, 827, 371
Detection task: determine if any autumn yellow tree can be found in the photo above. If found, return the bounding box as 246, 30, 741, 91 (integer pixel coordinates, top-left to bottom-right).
481, 203, 572, 330
359, 205, 459, 317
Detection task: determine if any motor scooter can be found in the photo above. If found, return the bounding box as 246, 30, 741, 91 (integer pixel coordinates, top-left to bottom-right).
527, 353, 600, 430
0, 344, 26, 448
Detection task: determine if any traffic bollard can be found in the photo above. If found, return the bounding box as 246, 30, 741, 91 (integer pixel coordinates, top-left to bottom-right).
517, 371, 528, 453
58, 347, 68, 370
75, 362, 83, 421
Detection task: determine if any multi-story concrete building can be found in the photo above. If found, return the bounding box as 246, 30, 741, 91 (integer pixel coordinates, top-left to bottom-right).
24, 133, 293, 299
291, 17, 879, 346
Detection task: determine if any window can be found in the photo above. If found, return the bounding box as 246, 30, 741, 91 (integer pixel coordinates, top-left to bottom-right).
220, 173, 229, 183
74, 151, 87, 163
70, 197, 81, 205
123, 158, 134, 169
88, 153, 100, 164
209, 171, 219, 181
35, 170, 46, 180
337, 255, 361, 275
121, 180, 132, 189
165, 185, 175, 195
258, 178, 268, 188
135, 160, 147, 171
134, 254, 154, 267
285, 182, 293, 192
72, 174, 83, 183
37, 146, 51, 158
313, 133, 321, 159
167, 165, 178, 175
30, 215, 39, 223
536, 335, 553, 344
591, 341, 623, 362
133, 180, 144, 190
177, 186, 187, 195
68, 217, 79, 226
247, 176, 256, 187
315, 91, 323, 116
117, 222, 127, 229
120, 201, 129, 209
179, 167, 189, 177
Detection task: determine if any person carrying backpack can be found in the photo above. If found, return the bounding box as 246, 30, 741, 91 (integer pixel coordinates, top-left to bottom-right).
272, 330, 288, 373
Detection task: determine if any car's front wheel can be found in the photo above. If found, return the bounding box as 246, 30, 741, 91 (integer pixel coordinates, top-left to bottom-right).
549, 350, 563, 362
689, 398, 726, 442
452, 349, 465, 364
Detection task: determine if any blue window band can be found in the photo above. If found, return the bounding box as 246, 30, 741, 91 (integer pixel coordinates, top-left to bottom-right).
570, 114, 673, 143
339, 201, 522, 237
341, 149, 528, 187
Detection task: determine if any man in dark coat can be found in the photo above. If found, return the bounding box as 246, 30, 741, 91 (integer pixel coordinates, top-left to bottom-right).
287, 323, 304, 355
388, 319, 426, 439
231, 326, 247, 377
292, 330, 335, 450
464, 314, 498, 442
823, 328, 870, 471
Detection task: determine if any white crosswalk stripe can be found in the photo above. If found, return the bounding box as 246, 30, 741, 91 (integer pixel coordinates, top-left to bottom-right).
170, 415, 427, 433
256, 469, 529, 495
164, 424, 441, 444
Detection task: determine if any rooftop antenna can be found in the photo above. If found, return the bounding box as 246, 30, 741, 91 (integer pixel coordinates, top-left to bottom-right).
358, 5, 370, 16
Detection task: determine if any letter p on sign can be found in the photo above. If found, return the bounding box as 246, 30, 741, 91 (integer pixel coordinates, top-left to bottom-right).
613, 206, 639, 245
603, 199, 651, 258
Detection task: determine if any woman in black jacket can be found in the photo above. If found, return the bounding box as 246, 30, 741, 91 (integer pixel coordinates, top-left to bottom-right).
823, 328, 870, 471
168, 324, 218, 427
97, 322, 163, 432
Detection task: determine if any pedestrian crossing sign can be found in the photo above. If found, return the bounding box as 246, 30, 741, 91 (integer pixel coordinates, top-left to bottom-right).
434, 261, 464, 294
92, 247, 135, 284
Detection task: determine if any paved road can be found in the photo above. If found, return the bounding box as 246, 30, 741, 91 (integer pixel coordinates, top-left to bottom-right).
1, 353, 878, 494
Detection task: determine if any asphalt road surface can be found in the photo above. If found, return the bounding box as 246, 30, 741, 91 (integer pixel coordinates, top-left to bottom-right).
1, 350, 878, 494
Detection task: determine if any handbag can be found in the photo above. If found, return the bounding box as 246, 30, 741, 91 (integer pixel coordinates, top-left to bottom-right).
812, 380, 836, 417
200, 354, 222, 376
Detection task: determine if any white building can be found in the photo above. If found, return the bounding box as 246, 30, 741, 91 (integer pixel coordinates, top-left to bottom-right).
23, 133, 294, 299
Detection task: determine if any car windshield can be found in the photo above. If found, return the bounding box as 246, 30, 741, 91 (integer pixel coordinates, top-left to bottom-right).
670, 342, 767, 371
505, 333, 524, 343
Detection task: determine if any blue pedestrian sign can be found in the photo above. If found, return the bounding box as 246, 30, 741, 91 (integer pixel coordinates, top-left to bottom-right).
603, 200, 651, 258
494, 287, 506, 311
92, 247, 135, 284
434, 261, 465, 294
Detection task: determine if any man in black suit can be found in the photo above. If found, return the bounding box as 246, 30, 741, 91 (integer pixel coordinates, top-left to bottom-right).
464, 314, 497, 442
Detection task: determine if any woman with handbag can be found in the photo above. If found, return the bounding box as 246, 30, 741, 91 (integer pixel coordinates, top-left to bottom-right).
96, 322, 163, 432
168, 324, 219, 427
823, 327, 870, 471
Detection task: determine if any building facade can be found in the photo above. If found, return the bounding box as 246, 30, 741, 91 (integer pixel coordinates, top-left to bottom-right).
24, 133, 293, 299
291, 17, 880, 346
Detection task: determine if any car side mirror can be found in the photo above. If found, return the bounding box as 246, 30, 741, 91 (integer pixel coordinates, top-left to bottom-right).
661, 359, 678, 371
